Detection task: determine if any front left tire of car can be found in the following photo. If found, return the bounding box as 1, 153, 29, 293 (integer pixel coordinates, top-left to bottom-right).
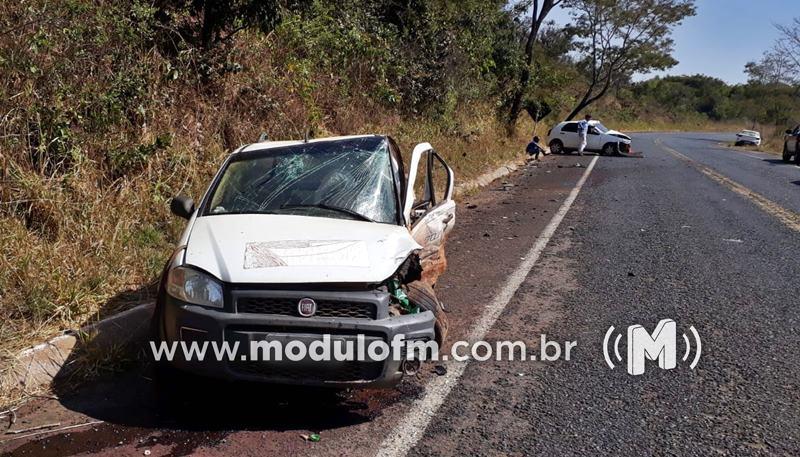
406, 281, 449, 347
601, 143, 618, 156
549, 139, 564, 155
783, 144, 791, 163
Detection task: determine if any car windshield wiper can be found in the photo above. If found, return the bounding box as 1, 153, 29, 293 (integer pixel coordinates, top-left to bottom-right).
280, 203, 374, 222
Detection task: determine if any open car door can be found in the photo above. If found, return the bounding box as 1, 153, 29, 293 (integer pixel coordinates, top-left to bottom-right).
403, 143, 456, 285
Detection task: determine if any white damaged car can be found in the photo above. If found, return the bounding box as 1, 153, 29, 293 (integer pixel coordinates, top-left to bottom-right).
547, 120, 632, 155
154, 135, 454, 387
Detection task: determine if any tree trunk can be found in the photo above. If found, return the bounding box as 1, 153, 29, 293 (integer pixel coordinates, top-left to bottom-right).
505, 1, 559, 134
565, 91, 592, 121
565, 71, 614, 121
506, 19, 539, 134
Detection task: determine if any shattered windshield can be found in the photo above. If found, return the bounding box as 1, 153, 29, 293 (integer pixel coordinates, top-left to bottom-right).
205, 137, 399, 224
594, 123, 609, 133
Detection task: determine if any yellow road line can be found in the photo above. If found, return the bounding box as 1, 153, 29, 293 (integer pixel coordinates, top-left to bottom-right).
655, 138, 800, 233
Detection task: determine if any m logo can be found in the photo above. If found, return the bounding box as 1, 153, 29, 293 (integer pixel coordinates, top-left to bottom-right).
603, 319, 701, 375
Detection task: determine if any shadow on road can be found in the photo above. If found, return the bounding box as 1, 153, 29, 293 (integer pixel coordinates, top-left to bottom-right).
3, 362, 402, 456
763, 159, 791, 166
56, 364, 382, 432
792, 180, 800, 186
683, 137, 728, 143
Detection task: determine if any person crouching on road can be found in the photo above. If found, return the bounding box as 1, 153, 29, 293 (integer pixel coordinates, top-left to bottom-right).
577, 114, 591, 156
526, 135, 544, 160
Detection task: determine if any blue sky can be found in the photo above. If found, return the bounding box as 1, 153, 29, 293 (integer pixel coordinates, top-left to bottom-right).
551, 0, 795, 84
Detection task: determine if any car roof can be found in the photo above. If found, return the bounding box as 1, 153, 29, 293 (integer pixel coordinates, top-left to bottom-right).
238, 134, 385, 154
560, 120, 601, 125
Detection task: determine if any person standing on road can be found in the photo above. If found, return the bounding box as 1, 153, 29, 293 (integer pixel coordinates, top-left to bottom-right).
577, 114, 591, 156
526, 135, 544, 160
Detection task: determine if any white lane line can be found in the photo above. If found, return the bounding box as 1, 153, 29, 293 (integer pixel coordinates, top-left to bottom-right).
377, 155, 599, 457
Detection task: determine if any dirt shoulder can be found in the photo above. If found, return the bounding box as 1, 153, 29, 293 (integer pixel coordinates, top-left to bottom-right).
0, 153, 594, 456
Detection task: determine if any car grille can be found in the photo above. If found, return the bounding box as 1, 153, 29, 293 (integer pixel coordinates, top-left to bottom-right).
231, 361, 384, 382
236, 297, 377, 319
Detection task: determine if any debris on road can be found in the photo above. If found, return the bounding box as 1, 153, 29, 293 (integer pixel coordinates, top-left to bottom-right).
433, 365, 447, 376
723, 238, 743, 243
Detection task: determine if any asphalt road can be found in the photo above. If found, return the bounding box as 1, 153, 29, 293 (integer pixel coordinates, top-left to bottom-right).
2, 133, 799, 456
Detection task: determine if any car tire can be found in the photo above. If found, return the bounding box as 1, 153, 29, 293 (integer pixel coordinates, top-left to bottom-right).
783, 145, 791, 163
549, 139, 564, 155
795, 147, 800, 165
601, 143, 618, 156
406, 281, 449, 347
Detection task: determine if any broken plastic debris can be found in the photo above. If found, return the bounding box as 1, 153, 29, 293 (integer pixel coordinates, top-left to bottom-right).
309, 434, 321, 442
434, 365, 447, 376
389, 280, 418, 314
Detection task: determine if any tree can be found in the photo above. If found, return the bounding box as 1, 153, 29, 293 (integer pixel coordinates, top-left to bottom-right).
157, 0, 291, 49
562, 0, 695, 121
746, 18, 800, 86
506, 0, 564, 132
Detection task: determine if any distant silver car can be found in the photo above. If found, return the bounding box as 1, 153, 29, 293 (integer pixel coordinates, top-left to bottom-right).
735, 130, 761, 146
782, 125, 800, 164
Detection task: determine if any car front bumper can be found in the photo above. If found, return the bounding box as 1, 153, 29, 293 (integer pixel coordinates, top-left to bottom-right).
160, 292, 436, 388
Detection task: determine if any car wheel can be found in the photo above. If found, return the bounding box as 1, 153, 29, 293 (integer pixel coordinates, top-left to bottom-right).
783, 145, 791, 163
602, 143, 617, 156
406, 281, 449, 347
795, 148, 800, 165
549, 139, 563, 155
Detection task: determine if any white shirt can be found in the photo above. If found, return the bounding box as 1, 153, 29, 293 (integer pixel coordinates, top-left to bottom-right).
578, 120, 589, 136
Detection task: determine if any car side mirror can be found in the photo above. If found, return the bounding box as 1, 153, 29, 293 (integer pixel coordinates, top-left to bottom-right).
170, 195, 195, 220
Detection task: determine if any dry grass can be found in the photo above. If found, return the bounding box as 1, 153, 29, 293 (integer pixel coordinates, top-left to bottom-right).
0, 3, 532, 377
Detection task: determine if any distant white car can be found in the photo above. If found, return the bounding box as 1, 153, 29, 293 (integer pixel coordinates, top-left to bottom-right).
547, 120, 632, 156
735, 130, 761, 146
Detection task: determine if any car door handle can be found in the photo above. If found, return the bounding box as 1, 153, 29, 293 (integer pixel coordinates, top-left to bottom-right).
442, 214, 453, 224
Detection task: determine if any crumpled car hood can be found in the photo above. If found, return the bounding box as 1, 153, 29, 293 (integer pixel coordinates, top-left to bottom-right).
183, 214, 421, 284
606, 129, 631, 141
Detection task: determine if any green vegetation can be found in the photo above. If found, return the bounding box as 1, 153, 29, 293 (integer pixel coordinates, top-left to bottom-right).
0, 0, 798, 373
0, 0, 533, 363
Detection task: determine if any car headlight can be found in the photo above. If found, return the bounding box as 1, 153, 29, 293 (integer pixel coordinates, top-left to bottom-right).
166, 266, 224, 309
